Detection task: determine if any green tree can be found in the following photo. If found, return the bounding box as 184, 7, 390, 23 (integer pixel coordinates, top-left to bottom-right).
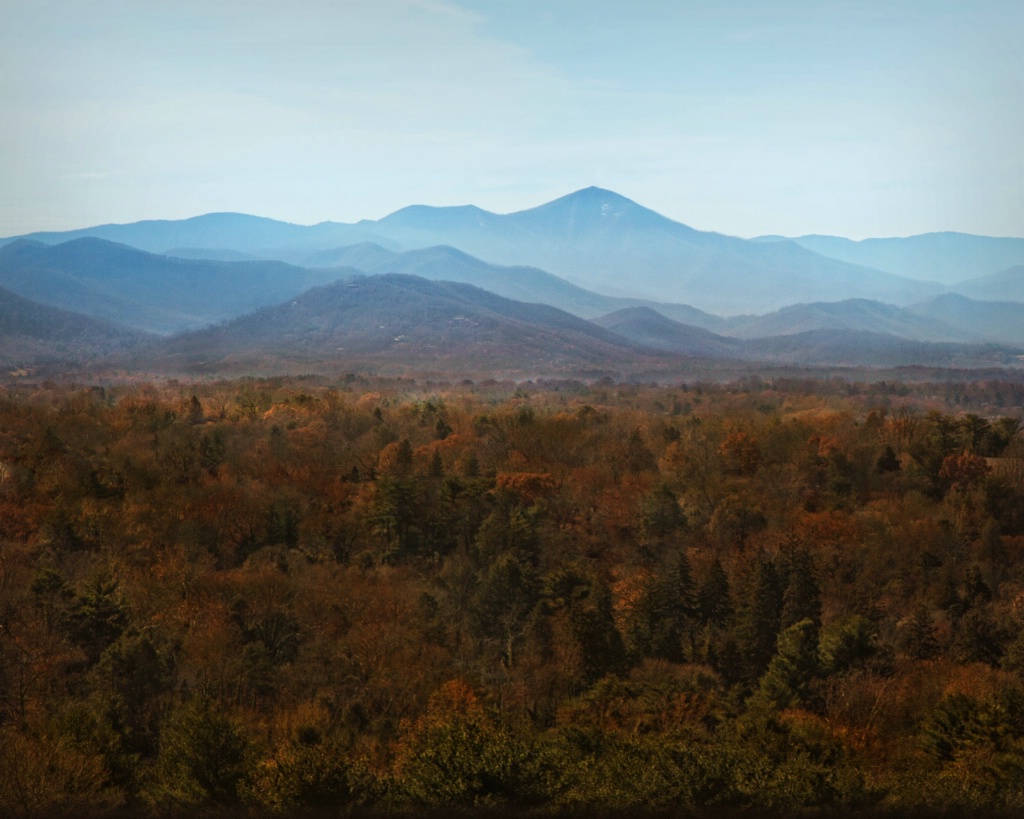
780, 548, 822, 639
734, 550, 783, 684
155, 697, 251, 807
902, 604, 940, 661
750, 618, 820, 712
698, 557, 732, 627
393, 680, 539, 807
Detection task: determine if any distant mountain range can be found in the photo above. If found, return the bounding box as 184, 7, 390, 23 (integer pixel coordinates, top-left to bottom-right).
593, 307, 742, 358
777, 233, 1024, 286
143, 274, 665, 377
5, 187, 996, 314
717, 297, 1024, 346
952, 265, 1024, 303
0, 238, 355, 334
593, 306, 1022, 369
123, 275, 1016, 377
3, 187, 1023, 378
2, 264, 1020, 377
3, 232, 1022, 345
294, 241, 723, 326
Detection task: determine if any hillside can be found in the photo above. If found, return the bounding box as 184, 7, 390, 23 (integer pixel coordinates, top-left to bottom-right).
790, 232, 1024, 285
1, 188, 943, 315
0, 285, 145, 370
301, 242, 728, 327
951, 265, 1024, 303
752, 329, 1022, 368
592, 305, 1022, 369
149, 273, 666, 376
1, 212, 366, 255
0, 238, 356, 334
139, 276, 1023, 377
367, 187, 941, 312
592, 307, 742, 357
719, 298, 982, 343
906, 293, 1024, 347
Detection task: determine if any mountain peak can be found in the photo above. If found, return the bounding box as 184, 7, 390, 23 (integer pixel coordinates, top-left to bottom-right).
530, 186, 640, 211
568, 185, 626, 199
379, 203, 494, 227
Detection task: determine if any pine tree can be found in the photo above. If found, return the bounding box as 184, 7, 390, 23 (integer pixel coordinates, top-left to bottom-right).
750, 618, 820, 711
698, 557, 732, 627
733, 550, 783, 684
903, 604, 940, 661
428, 449, 444, 478
780, 549, 822, 640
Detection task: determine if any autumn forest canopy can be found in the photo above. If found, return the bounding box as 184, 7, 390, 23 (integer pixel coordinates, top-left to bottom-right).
4, 373, 1024, 817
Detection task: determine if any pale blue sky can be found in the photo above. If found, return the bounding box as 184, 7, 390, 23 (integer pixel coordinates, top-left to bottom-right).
2, 0, 1021, 238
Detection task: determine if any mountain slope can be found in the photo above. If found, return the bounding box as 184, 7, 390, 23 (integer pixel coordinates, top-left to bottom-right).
0, 285, 146, 370
369, 187, 941, 312
151, 273, 667, 376
591, 307, 741, 357
751, 329, 1022, 368
1, 188, 942, 314
0, 238, 356, 334
905, 293, 1024, 347
950, 265, 1024, 303
1, 212, 370, 255
147, 277, 1022, 376
590, 304, 1022, 368
720, 298, 981, 342
301, 242, 728, 328
790, 233, 1024, 285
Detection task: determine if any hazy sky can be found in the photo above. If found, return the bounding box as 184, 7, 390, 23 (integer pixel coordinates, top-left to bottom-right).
2, 0, 1022, 238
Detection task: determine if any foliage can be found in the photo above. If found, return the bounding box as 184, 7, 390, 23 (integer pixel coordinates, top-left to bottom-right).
0, 374, 1023, 815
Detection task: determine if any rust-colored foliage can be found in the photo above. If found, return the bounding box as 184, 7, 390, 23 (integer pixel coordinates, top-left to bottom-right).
0, 375, 1021, 814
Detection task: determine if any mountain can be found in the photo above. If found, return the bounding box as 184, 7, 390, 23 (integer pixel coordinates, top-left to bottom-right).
750, 329, 1022, 369
787, 233, 1024, 285
1, 188, 942, 314
0, 212, 383, 256
301, 242, 728, 327
148, 273, 667, 376
0, 285, 145, 371
905, 293, 1024, 347
591, 307, 741, 357
590, 304, 1022, 368
163, 247, 260, 261
142, 275, 1022, 377
0, 238, 356, 334
367, 187, 941, 312
950, 265, 1024, 303
719, 298, 980, 342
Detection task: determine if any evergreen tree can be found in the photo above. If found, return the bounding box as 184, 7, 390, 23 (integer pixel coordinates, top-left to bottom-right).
750, 618, 820, 711
69, 573, 129, 664
733, 550, 783, 684
962, 564, 992, 608
780, 549, 822, 640
625, 548, 696, 663
156, 698, 251, 806
640, 484, 687, 542
902, 604, 941, 661
572, 576, 627, 683
875, 444, 900, 473
952, 610, 1005, 667
698, 557, 732, 627
428, 448, 444, 478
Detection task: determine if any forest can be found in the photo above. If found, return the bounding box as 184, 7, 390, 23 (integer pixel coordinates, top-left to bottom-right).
3, 373, 1024, 817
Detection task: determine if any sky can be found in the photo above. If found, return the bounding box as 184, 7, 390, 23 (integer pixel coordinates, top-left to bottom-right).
2, 0, 1022, 239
